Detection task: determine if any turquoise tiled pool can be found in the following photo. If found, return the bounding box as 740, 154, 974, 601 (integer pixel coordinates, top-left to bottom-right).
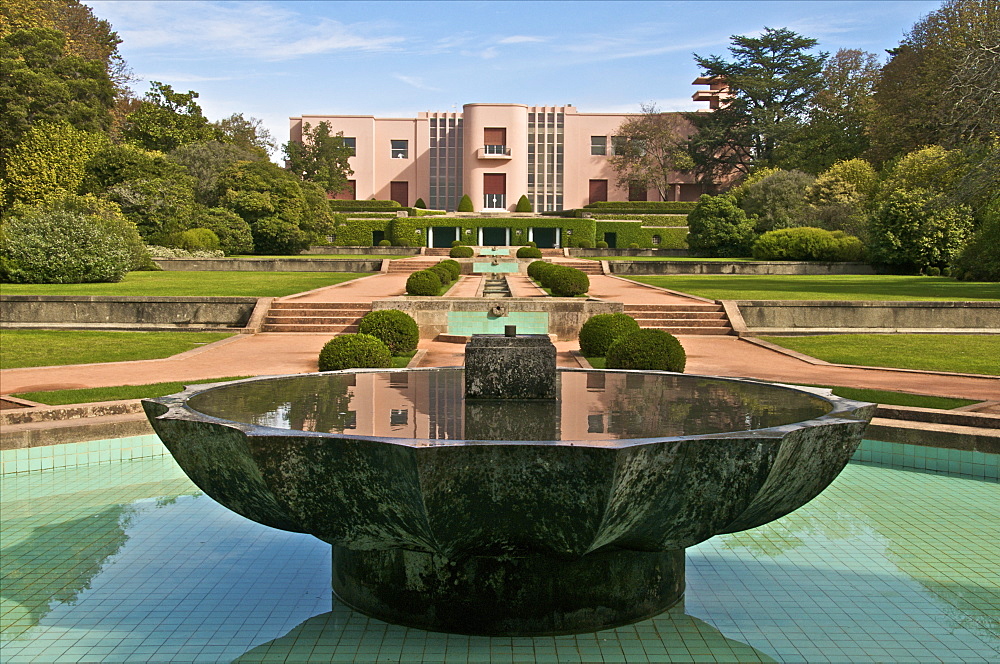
1, 439, 998, 663
473, 262, 519, 273
479, 249, 510, 256
447, 311, 549, 336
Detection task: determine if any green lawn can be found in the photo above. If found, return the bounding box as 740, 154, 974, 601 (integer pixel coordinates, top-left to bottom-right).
1, 330, 235, 369
12, 376, 252, 405
625, 275, 1000, 301
0, 271, 366, 297
581, 355, 978, 408
760, 334, 1000, 375
229, 254, 405, 260
582, 256, 755, 262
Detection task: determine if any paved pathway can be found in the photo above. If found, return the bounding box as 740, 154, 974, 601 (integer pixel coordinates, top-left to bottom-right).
3, 269, 997, 405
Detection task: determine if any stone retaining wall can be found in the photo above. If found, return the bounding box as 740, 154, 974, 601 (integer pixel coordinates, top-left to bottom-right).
302, 246, 420, 255
1, 295, 259, 331
736, 300, 1000, 334
153, 258, 381, 272
571, 249, 689, 258
609, 261, 875, 275
372, 297, 623, 340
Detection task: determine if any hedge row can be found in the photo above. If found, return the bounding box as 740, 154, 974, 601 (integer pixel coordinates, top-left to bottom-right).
528, 261, 590, 296
329, 200, 401, 211
594, 222, 688, 249
590, 214, 689, 225
329, 214, 391, 246
388, 217, 598, 248
583, 201, 698, 213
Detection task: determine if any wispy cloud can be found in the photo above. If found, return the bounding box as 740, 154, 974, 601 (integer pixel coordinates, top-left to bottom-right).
393, 74, 442, 92
139, 72, 234, 84
90, 1, 404, 61
497, 35, 546, 44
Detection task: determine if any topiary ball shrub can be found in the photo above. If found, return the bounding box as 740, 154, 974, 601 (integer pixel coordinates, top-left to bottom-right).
438, 259, 461, 280
628, 243, 640, 249
457, 194, 474, 212
527, 260, 549, 280
429, 264, 453, 284
596, 240, 609, 249
406, 269, 442, 295
548, 266, 590, 297
378, 239, 392, 247
449, 245, 473, 258
358, 309, 419, 354
517, 246, 542, 259
606, 329, 686, 372
318, 333, 392, 371
925, 266, 941, 276
578, 313, 641, 356
576, 239, 593, 249
515, 194, 533, 213
528, 241, 537, 248
414, 198, 427, 209
535, 262, 560, 287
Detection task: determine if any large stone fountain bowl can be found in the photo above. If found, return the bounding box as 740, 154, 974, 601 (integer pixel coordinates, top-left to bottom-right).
143, 368, 874, 636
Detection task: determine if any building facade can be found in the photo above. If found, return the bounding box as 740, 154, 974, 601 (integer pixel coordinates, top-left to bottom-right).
290, 102, 711, 213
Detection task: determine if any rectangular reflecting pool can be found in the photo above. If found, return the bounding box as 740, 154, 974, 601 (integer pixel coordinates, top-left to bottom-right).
1, 440, 998, 663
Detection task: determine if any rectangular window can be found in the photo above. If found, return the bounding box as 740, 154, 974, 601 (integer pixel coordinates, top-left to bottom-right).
342, 137, 356, 156
391, 140, 408, 159
590, 136, 606, 155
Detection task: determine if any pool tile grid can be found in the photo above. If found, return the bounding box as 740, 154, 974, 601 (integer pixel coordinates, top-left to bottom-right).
1, 434, 167, 476
446, 311, 549, 337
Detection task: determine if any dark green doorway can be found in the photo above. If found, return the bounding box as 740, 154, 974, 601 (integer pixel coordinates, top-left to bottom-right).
372, 230, 385, 246
431, 227, 459, 248
482, 227, 507, 246
532, 227, 558, 249
603, 232, 617, 249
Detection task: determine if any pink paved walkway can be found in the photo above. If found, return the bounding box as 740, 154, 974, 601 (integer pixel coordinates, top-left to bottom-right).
3, 271, 997, 405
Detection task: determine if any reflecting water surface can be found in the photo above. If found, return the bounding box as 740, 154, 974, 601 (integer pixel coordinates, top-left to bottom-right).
187, 369, 832, 441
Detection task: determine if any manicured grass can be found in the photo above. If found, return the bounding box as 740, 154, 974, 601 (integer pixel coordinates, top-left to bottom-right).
229, 254, 406, 260
760, 334, 1000, 375
12, 376, 253, 405
581, 355, 978, 408
625, 275, 1000, 301
0, 330, 235, 369
581, 256, 755, 262
391, 351, 417, 368
0, 271, 366, 297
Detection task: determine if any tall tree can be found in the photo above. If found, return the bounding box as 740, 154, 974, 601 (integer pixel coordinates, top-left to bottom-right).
608, 104, 695, 201
688, 27, 827, 179
777, 49, 881, 174
283, 121, 354, 196
213, 113, 276, 156
121, 82, 219, 152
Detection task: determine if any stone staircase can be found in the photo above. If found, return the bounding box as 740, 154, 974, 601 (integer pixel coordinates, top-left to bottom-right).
555, 259, 604, 275
261, 301, 372, 333
425, 248, 453, 256
624, 303, 734, 335
386, 258, 447, 273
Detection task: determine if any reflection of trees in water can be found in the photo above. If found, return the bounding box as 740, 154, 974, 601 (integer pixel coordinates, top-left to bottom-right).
1, 506, 133, 639
717, 468, 1000, 640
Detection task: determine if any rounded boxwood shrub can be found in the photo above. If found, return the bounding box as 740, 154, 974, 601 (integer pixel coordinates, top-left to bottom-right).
606, 329, 686, 372
450, 246, 474, 258
318, 333, 392, 371
577, 239, 593, 249
172, 228, 221, 252
406, 269, 442, 295
578, 313, 641, 356
378, 239, 392, 246
358, 309, 419, 354
751, 226, 864, 262
548, 266, 589, 297
596, 240, 609, 249
438, 259, 461, 280
429, 264, 453, 284
414, 198, 427, 209
925, 266, 941, 276
527, 260, 549, 280
534, 262, 560, 286
517, 246, 542, 259
457, 194, 474, 212
628, 242, 640, 249
515, 194, 532, 212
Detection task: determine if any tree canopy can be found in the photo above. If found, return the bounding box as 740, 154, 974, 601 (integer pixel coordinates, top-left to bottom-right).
121, 82, 219, 152
283, 121, 354, 195
608, 104, 695, 201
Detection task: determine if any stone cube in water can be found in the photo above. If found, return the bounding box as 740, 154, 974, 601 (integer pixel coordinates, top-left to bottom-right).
465, 334, 557, 400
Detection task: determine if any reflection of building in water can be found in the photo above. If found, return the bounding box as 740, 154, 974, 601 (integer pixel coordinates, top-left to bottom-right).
346, 372, 464, 441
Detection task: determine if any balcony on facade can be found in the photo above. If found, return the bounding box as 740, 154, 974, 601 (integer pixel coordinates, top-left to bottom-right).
478, 145, 512, 159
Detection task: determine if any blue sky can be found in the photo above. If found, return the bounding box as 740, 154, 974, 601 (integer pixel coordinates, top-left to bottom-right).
90, 1, 941, 155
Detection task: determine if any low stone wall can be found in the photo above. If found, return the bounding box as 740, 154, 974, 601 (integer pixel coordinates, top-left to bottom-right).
571, 248, 689, 258
372, 297, 623, 340
1, 295, 259, 331
153, 258, 381, 272
609, 261, 875, 275
736, 300, 1000, 334
302, 246, 419, 255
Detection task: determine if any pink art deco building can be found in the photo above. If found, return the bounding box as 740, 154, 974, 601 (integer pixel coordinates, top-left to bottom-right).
290, 81, 727, 212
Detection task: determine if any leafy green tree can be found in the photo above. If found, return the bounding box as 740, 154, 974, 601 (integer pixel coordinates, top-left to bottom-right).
686, 194, 756, 257
212, 113, 275, 156
188, 205, 254, 255
608, 104, 695, 200
3, 122, 107, 207
952, 200, 1000, 281
283, 121, 354, 195
1, 0, 123, 75
104, 176, 198, 243
167, 140, 266, 205
0, 27, 114, 164
121, 82, 219, 152
739, 169, 816, 233
688, 27, 827, 179
81, 142, 188, 193
806, 158, 878, 238
869, 188, 974, 270
778, 49, 881, 173
879, 145, 968, 200
216, 160, 312, 254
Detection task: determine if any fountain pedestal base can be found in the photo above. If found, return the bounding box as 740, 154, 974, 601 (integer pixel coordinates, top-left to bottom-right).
331, 545, 685, 636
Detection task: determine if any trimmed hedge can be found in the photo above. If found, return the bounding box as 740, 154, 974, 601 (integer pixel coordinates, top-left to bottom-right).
389, 216, 597, 248
450, 246, 474, 258
579, 313, 640, 356
534, 264, 589, 296
606, 329, 686, 372
590, 214, 689, 224
517, 246, 542, 258
594, 221, 688, 249
583, 201, 698, 213
330, 213, 391, 246
527, 260, 549, 280
438, 259, 461, 280
515, 195, 532, 212
406, 269, 442, 295
429, 264, 453, 284
457, 194, 474, 212
329, 200, 401, 211
357, 310, 419, 354
318, 333, 392, 371
751, 227, 864, 261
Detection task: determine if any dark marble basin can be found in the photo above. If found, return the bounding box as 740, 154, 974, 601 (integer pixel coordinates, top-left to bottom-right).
144, 368, 874, 636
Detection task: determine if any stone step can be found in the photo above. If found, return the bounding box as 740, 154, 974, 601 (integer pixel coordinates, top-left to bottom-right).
638, 325, 733, 335
629, 311, 728, 320
634, 318, 729, 328
624, 303, 722, 312
264, 316, 365, 325
260, 323, 360, 333
268, 304, 371, 313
